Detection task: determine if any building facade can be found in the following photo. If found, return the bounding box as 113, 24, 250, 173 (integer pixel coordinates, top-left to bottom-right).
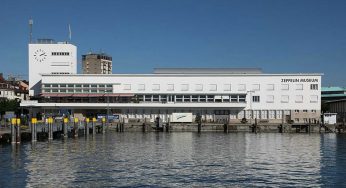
21, 69, 322, 124
82, 53, 112, 74
28, 39, 77, 96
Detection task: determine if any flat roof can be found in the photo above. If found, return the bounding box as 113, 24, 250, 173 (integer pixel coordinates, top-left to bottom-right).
153, 68, 263, 74
41, 73, 323, 77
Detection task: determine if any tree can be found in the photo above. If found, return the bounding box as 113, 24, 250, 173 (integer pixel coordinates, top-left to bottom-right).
0, 99, 21, 116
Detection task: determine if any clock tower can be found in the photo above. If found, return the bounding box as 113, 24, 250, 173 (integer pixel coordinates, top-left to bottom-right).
28, 39, 77, 96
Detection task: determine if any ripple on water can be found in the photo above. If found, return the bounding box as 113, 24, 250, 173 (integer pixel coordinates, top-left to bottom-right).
0, 132, 346, 187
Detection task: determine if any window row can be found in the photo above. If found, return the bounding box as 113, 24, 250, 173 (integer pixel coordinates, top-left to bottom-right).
43, 84, 113, 88
123, 83, 319, 91
43, 89, 112, 93
134, 94, 247, 103
255, 95, 319, 103
52, 52, 70, 56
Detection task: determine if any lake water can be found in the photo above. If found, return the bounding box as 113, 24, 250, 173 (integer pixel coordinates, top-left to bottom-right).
1, 132, 346, 187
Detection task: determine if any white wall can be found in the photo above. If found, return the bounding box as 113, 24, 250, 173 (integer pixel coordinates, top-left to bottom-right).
41, 74, 322, 110
28, 43, 77, 96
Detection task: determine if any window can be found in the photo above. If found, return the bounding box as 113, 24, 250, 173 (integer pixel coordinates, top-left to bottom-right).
310, 95, 318, 103
167, 84, 174, 91
238, 95, 246, 102
310, 84, 318, 90
138, 84, 145, 91
295, 95, 303, 103
296, 84, 303, 90
303, 110, 308, 112
183, 95, 190, 102
231, 95, 238, 102
295, 110, 300, 113
223, 84, 231, 91
195, 84, 203, 91
266, 95, 274, 103
68, 84, 74, 88
281, 84, 289, 90
60, 84, 66, 87
267, 84, 274, 91
312, 110, 316, 113
281, 95, 289, 103
261, 110, 268, 119
269, 110, 276, 119
238, 84, 246, 91
123, 84, 131, 90
209, 84, 217, 91
252, 96, 260, 102
152, 84, 160, 91
252, 84, 260, 91
181, 84, 189, 91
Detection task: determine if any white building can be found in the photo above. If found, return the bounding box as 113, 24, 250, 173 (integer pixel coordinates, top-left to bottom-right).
23, 40, 322, 124
29, 39, 77, 96
22, 68, 322, 124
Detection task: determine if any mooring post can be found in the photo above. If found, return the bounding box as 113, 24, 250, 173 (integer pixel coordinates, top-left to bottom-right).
63, 118, 68, 138
85, 118, 89, 137
11, 118, 16, 144
308, 119, 311, 134
102, 117, 106, 134
31, 118, 37, 142
47, 117, 53, 140
74, 118, 79, 138
166, 117, 170, 132
92, 117, 96, 135
255, 118, 257, 134
121, 118, 125, 132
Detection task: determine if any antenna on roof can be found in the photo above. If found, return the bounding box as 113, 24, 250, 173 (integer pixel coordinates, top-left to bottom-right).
68, 24, 72, 41
29, 18, 33, 43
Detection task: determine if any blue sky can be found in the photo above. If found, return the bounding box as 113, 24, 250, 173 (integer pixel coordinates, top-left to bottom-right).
0, 0, 345, 86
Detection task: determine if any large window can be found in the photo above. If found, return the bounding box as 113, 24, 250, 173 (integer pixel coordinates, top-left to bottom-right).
296, 84, 303, 90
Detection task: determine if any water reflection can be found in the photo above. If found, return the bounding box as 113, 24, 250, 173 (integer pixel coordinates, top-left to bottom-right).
1, 132, 346, 187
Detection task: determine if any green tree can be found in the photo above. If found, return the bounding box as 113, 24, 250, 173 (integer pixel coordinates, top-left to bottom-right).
0, 99, 21, 116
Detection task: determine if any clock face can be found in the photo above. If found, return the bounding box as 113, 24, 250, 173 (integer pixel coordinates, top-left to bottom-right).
33, 49, 47, 62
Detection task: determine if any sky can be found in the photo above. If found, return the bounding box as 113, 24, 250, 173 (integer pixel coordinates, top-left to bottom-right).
0, 0, 345, 86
